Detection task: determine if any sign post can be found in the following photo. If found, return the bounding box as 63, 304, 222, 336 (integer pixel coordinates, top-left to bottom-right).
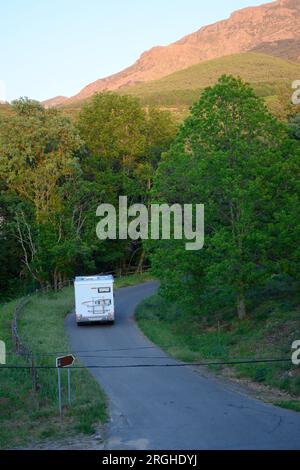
56, 354, 75, 416
57, 367, 62, 416
68, 368, 71, 405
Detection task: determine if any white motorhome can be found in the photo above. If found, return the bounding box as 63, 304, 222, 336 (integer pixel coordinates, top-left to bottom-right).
74, 275, 115, 325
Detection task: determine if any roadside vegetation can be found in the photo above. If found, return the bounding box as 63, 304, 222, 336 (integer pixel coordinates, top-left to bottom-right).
0, 287, 107, 449
136, 75, 300, 409
136, 279, 300, 409
147, 76, 300, 321
114, 271, 153, 289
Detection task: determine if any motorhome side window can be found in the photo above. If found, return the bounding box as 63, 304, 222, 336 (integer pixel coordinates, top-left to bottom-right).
95, 299, 111, 305
98, 287, 111, 293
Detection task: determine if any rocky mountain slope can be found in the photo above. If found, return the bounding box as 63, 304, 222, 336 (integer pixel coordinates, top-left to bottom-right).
44, 0, 300, 106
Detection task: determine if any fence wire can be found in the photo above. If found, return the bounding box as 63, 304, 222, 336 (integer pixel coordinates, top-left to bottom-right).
1, 357, 292, 370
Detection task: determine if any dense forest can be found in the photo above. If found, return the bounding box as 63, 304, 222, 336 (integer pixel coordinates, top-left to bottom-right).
0, 75, 300, 315
0, 94, 176, 300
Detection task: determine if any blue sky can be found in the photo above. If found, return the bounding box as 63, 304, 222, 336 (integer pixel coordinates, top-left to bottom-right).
1, 0, 267, 102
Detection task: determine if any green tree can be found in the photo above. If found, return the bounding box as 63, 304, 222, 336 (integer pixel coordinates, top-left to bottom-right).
0, 190, 25, 300
135, 106, 177, 200
0, 99, 85, 287
78, 93, 176, 196
150, 76, 300, 319
78, 92, 145, 187
0, 98, 82, 221
289, 115, 300, 140
78, 92, 176, 273
0, 94, 177, 290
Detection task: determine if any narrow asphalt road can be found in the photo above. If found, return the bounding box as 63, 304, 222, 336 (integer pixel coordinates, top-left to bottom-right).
66, 281, 300, 450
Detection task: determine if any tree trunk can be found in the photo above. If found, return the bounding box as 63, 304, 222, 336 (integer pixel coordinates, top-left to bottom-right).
136, 248, 145, 274
58, 271, 62, 290
53, 269, 58, 292
237, 293, 246, 320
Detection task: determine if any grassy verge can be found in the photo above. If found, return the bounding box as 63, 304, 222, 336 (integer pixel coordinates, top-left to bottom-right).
135, 292, 300, 409
275, 401, 300, 412
0, 273, 153, 448
114, 271, 154, 289
0, 287, 107, 449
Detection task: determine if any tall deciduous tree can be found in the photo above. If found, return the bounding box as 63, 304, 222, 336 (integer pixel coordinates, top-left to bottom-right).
0, 98, 86, 287
78, 92, 176, 272
150, 76, 300, 319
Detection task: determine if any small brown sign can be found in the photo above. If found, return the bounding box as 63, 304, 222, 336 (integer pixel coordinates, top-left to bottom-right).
56, 354, 75, 368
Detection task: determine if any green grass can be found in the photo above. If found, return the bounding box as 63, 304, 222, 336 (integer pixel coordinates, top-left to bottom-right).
275, 401, 300, 412
135, 288, 300, 408
114, 271, 154, 289
0, 287, 107, 449
123, 53, 300, 105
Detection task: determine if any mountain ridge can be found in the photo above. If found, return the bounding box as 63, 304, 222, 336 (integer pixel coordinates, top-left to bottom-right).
44, 0, 300, 107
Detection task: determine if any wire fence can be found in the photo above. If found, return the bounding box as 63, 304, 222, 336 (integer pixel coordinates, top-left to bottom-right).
0, 358, 292, 370
11, 281, 73, 392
